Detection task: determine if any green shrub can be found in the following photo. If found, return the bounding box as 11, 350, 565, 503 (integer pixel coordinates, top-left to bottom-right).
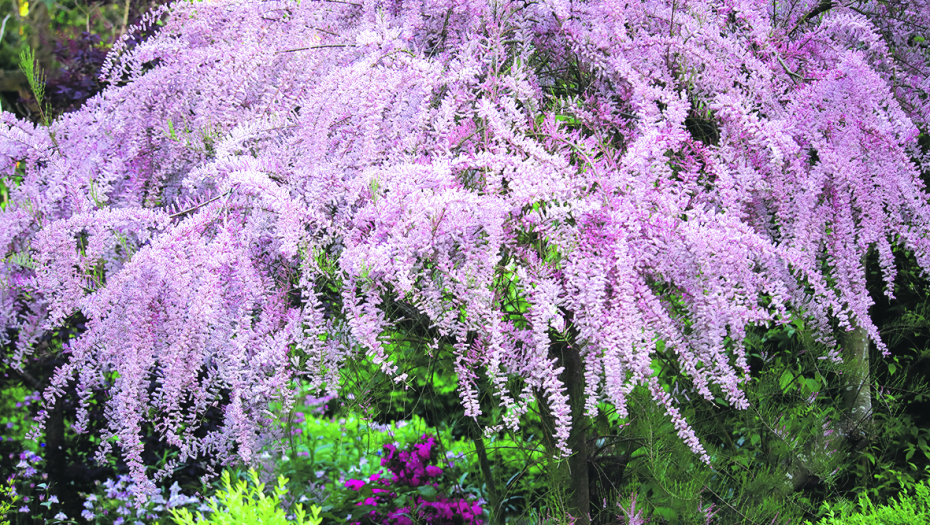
169, 470, 322, 525
805, 479, 930, 524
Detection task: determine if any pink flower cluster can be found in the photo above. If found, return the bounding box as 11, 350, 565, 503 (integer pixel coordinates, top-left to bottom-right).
344, 435, 482, 525
385, 496, 483, 525
380, 436, 444, 487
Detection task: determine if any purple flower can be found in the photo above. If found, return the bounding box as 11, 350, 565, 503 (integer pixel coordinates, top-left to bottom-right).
345, 479, 365, 491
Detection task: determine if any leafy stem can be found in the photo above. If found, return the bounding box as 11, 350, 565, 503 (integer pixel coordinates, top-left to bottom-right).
18, 47, 59, 150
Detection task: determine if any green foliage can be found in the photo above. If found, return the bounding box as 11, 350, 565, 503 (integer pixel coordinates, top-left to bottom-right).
0, 0, 160, 116
805, 479, 930, 524
17, 46, 52, 128
269, 388, 479, 519
587, 317, 858, 525
606, 388, 716, 525
279, 410, 442, 489
0, 386, 35, 447
0, 478, 19, 525
849, 246, 930, 501
169, 470, 322, 525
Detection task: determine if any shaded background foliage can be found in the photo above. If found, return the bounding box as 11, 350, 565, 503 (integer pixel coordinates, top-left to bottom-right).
0, 0, 161, 116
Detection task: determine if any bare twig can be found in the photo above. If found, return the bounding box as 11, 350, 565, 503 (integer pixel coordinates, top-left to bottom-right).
276, 44, 356, 54
777, 56, 811, 83
0, 14, 11, 44
788, 0, 833, 37
169, 189, 232, 219
1, 356, 43, 390
701, 484, 763, 525
120, 0, 131, 39
314, 0, 362, 6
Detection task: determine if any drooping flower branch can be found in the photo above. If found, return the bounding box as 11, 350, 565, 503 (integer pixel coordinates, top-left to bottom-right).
0, 0, 928, 498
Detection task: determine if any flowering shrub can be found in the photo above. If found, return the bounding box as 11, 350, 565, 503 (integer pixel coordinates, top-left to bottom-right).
343, 435, 483, 525
1, 0, 929, 519
5, 449, 53, 524
3, 444, 206, 524
79, 475, 204, 525
270, 388, 486, 519
277, 408, 450, 491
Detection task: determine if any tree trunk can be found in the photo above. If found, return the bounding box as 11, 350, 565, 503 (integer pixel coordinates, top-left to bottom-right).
839, 322, 872, 440
472, 428, 503, 525
552, 340, 591, 525
785, 319, 873, 492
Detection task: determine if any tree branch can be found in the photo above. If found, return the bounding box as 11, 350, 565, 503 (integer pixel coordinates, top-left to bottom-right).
789, 0, 833, 36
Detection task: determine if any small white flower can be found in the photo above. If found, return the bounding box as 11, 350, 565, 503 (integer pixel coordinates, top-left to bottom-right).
54, 512, 68, 520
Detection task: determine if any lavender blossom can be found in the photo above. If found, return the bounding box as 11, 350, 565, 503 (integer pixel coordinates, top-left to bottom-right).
1, 0, 928, 495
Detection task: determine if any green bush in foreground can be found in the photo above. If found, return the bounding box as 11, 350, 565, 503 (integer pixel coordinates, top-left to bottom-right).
806, 479, 930, 525
169, 470, 321, 525
0, 478, 18, 525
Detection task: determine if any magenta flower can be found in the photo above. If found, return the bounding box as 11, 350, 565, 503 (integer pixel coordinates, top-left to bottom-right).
345, 479, 365, 491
